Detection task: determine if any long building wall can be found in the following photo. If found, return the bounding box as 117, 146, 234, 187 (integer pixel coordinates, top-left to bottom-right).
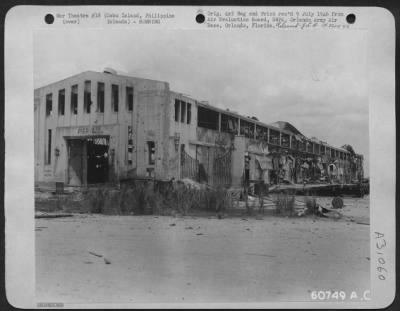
34, 70, 364, 187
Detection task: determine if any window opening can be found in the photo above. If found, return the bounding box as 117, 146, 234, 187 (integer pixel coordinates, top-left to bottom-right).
84, 81, 92, 113
240, 119, 255, 138
181, 101, 186, 123
97, 82, 105, 113
58, 90, 65, 116
46, 94, 53, 116
112, 84, 119, 112
174, 99, 180, 122
71, 85, 78, 115
147, 141, 155, 165
187, 103, 191, 124
197, 106, 219, 130
126, 87, 134, 111
221, 114, 238, 134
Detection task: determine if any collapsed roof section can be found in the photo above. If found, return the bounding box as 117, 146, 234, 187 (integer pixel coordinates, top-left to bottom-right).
269, 121, 304, 137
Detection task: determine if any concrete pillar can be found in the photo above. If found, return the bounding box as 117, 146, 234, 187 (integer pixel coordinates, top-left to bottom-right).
218, 112, 221, 132
82, 140, 87, 185
231, 135, 245, 187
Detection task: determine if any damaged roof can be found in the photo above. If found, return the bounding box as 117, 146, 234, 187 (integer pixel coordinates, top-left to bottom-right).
269, 121, 304, 137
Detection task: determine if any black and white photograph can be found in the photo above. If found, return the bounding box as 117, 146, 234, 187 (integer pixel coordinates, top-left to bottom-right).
4, 6, 396, 308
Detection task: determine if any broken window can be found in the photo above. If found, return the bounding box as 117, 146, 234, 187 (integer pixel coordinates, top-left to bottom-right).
291, 136, 298, 150
181, 101, 186, 123
240, 119, 255, 138
127, 126, 133, 165
126, 87, 134, 112
174, 99, 180, 122
147, 141, 155, 165
71, 85, 78, 115
269, 129, 280, 145
58, 89, 65, 116
298, 141, 305, 151
313, 143, 318, 154
97, 82, 105, 113
255, 125, 263, 140
221, 114, 238, 134
197, 106, 219, 130
306, 141, 313, 153
187, 103, 191, 124
84, 81, 92, 114
111, 84, 119, 112
281, 133, 290, 148
45, 93, 52, 117
256, 126, 268, 140
47, 129, 52, 164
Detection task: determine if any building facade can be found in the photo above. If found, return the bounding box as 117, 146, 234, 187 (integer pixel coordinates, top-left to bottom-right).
34, 70, 364, 187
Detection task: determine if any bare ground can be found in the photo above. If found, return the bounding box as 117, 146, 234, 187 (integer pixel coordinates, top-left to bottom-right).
36, 196, 370, 304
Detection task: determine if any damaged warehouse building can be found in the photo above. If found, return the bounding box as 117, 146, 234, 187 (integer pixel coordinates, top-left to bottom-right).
34, 70, 364, 189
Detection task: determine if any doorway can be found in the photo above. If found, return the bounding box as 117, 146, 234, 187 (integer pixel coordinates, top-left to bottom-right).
87, 137, 109, 184
67, 139, 85, 186
67, 136, 110, 185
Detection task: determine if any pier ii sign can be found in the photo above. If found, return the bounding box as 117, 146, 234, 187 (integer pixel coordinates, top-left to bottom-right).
76, 125, 105, 135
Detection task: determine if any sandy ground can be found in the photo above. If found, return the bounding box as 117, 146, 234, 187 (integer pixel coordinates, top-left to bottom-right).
36, 196, 370, 304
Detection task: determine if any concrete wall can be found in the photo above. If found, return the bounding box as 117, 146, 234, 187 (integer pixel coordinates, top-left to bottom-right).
231, 136, 246, 187
166, 93, 198, 180
34, 71, 365, 186
34, 71, 170, 185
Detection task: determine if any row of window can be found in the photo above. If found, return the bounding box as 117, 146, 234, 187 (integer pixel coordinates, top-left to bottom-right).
45, 81, 134, 117
174, 99, 192, 124
197, 106, 352, 160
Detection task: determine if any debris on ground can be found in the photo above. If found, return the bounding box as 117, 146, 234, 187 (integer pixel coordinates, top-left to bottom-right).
332, 197, 344, 209
104, 258, 111, 264
181, 178, 206, 190
88, 251, 103, 258
35, 213, 74, 219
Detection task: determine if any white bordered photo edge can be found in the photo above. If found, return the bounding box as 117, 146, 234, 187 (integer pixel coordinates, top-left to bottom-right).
4, 5, 396, 309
